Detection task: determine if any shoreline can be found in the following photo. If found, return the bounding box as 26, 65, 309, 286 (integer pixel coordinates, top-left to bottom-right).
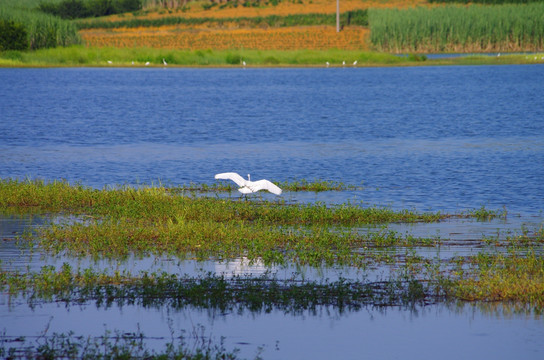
2, 54, 543, 68
1, 46, 543, 68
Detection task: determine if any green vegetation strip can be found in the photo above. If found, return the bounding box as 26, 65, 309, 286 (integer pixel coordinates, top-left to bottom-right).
2, 240, 543, 311
2, 178, 542, 310
1, 178, 445, 266
369, 4, 544, 53
0, 265, 435, 311
172, 178, 359, 193
75, 9, 368, 30
0, 325, 239, 359
3, 46, 542, 67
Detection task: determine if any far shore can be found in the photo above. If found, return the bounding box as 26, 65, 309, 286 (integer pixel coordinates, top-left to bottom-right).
1, 46, 543, 68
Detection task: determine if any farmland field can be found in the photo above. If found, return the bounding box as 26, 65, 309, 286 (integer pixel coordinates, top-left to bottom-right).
1, 0, 544, 61
81, 25, 369, 50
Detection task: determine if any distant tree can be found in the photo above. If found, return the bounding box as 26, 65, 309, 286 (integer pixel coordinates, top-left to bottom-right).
115, 0, 142, 13
39, 0, 90, 19
38, 0, 141, 19
0, 19, 28, 51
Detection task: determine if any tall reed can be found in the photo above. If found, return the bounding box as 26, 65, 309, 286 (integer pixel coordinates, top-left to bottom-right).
0, 2, 81, 49
369, 4, 544, 53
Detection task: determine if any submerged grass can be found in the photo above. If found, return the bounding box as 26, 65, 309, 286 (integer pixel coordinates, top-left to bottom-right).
1, 178, 446, 268
0, 325, 241, 360
2, 178, 543, 310
0, 265, 434, 312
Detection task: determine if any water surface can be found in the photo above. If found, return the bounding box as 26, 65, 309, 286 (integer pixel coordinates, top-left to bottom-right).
1, 66, 543, 359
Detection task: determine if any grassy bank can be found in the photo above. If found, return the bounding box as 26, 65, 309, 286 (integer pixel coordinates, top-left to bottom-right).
2, 45, 543, 67
0, 45, 410, 66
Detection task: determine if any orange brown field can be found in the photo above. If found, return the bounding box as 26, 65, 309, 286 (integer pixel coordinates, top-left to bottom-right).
104, 0, 428, 21
80, 26, 370, 50
78, 0, 429, 51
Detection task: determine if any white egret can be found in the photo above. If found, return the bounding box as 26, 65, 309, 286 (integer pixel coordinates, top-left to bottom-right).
107, 60, 113, 64
326, 61, 330, 67
342, 60, 346, 66
162, 58, 168, 66
215, 172, 282, 195
353, 60, 358, 66
145, 61, 150, 66
242, 60, 246, 67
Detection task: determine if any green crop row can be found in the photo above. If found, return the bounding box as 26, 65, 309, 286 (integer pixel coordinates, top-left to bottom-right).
75, 9, 368, 29
369, 4, 544, 53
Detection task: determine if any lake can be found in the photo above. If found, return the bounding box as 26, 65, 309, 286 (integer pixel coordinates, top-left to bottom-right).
1, 65, 543, 358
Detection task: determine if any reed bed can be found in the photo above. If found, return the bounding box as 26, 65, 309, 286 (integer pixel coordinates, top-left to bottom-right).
369, 4, 544, 53
0, 2, 81, 50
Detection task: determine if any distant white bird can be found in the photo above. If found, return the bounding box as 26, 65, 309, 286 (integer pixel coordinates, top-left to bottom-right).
132, 61, 135, 65
342, 60, 346, 66
145, 61, 150, 66
162, 58, 167, 66
326, 61, 330, 67
215, 172, 282, 195
242, 60, 246, 67
107, 60, 112, 64
353, 60, 358, 66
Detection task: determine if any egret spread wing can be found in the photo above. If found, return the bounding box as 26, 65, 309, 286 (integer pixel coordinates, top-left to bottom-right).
248, 180, 282, 195
214, 172, 246, 187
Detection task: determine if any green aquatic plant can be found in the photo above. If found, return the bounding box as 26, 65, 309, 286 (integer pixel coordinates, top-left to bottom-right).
446, 248, 544, 310
0, 266, 436, 312
465, 206, 507, 221
0, 326, 241, 360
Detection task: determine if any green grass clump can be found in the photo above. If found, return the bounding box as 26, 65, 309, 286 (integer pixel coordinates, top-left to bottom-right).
444, 249, 544, 309
369, 4, 544, 53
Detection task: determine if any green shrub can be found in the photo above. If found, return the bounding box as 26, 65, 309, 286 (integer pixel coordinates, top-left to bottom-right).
264, 56, 280, 64
225, 53, 242, 64
37, 0, 141, 19
0, 19, 28, 51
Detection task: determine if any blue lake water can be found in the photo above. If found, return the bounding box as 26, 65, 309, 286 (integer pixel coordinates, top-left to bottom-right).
1, 66, 543, 213
1, 65, 544, 358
